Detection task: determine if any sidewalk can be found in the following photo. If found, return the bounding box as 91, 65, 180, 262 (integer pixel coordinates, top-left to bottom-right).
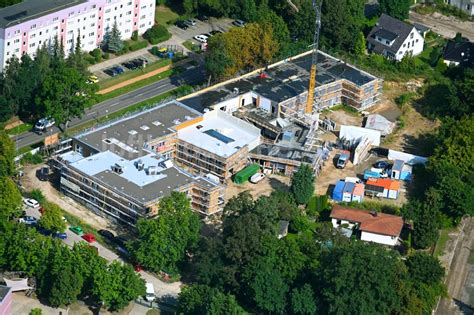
89, 34, 190, 73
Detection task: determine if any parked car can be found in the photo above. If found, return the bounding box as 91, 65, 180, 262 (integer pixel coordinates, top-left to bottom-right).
203, 32, 213, 38
88, 75, 99, 84
373, 160, 392, 170
82, 233, 96, 243
23, 198, 39, 208
145, 283, 156, 302
184, 19, 196, 26
336, 151, 350, 169
134, 264, 143, 272
122, 61, 139, 70
69, 226, 84, 236
34, 118, 55, 133
37, 166, 50, 181
36, 226, 52, 235
112, 66, 124, 74
104, 68, 118, 77
19, 216, 38, 225
209, 30, 223, 36
193, 34, 208, 43
98, 229, 115, 240
53, 232, 68, 240
197, 14, 209, 21
114, 235, 128, 248
250, 173, 265, 184
175, 20, 189, 30
232, 19, 246, 27
116, 246, 129, 257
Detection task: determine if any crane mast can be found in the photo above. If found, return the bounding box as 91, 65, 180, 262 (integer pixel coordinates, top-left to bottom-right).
306, 0, 322, 114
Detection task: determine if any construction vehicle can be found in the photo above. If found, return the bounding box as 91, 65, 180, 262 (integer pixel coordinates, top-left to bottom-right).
287, 0, 322, 114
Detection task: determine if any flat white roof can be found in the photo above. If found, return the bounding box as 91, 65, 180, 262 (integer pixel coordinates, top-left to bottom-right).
177, 110, 260, 158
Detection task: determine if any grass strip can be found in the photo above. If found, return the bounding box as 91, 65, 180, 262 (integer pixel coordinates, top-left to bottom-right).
98, 59, 172, 90
6, 123, 33, 136
433, 228, 452, 257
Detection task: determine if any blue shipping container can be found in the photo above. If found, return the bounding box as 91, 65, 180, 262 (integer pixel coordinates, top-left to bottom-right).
332, 180, 345, 201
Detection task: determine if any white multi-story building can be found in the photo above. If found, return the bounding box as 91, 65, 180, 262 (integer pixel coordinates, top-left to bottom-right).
0, 0, 155, 71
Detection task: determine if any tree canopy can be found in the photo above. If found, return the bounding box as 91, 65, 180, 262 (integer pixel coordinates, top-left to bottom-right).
38, 202, 67, 233
290, 164, 315, 205
378, 0, 411, 20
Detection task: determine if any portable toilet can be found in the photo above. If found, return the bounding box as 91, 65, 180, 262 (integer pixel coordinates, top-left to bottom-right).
390, 160, 404, 180
342, 182, 355, 202
167, 51, 174, 59
351, 183, 364, 203
332, 180, 345, 201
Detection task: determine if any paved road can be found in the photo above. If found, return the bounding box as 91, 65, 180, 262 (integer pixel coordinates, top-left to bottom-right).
23, 205, 181, 302
436, 217, 474, 315
13, 64, 205, 150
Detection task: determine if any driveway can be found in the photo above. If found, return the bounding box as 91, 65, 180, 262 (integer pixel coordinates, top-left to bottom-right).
409, 11, 474, 41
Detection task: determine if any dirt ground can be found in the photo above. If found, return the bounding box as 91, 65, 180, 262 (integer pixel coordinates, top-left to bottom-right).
436, 217, 474, 315
224, 174, 290, 200
21, 163, 124, 235
409, 11, 474, 41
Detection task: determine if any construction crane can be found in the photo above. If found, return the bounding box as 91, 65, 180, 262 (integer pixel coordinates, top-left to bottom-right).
287, 0, 322, 114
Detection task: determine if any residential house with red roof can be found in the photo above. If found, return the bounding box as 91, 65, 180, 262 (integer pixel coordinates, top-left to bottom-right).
330, 205, 403, 246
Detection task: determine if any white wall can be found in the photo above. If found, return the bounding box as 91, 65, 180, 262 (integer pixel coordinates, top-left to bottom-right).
394, 28, 424, 61
331, 218, 356, 230
340, 125, 381, 146
361, 231, 398, 246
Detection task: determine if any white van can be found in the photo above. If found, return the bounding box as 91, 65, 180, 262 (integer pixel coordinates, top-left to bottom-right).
145, 282, 155, 302
250, 173, 265, 184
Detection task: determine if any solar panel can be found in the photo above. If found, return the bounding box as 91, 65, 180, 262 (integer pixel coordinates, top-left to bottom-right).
203, 129, 235, 144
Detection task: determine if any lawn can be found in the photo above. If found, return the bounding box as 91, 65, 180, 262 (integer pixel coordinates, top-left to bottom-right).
98, 58, 172, 90
433, 228, 454, 257
6, 123, 33, 136
96, 68, 177, 102
155, 5, 180, 26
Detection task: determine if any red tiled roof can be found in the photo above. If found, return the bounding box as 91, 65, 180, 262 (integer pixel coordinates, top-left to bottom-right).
366, 178, 400, 191
330, 205, 403, 237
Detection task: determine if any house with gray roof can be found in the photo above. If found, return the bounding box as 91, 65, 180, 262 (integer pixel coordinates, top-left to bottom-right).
367, 14, 424, 61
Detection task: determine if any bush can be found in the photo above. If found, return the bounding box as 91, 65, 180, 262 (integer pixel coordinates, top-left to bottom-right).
21, 152, 43, 165
144, 24, 171, 44
102, 53, 110, 60
30, 189, 46, 204
395, 92, 415, 107
84, 54, 96, 65
128, 40, 148, 51
90, 48, 102, 58
131, 30, 139, 41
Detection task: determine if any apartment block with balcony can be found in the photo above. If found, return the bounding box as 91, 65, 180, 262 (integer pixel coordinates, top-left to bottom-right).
0, 0, 155, 71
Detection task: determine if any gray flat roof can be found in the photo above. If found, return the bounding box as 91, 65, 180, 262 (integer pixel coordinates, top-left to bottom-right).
251, 143, 319, 164
64, 150, 218, 205
0, 0, 85, 28
76, 101, 201, 160
181, 51, 377, 113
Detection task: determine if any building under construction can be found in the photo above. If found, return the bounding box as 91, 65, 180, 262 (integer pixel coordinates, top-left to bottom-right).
179, 49, 381, 176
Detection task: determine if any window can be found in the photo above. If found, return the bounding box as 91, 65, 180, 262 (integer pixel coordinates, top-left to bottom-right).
15, 48, 19, 52
336, 220, 341, 225
7, 42, 10, 46
69, 11, 74, 17
29, 43, 35, 48
14, 39, 19, 43
23, 41, 25, 45
68, 30, 73, 34
53, 17, 58, 22
54, 26, 59, 30
39, 31, 42, 35
385, 40, 389, 45
140, 23, 145, 28
126, 11, 131, 15
91, 14, 96, 18
14, 29, 20, 35
410, 33, 414, 39
416, 39, 419, 43
30, 24, 36, 29
30, 34, 36, 38
62, 19, 65, 23
141, 14, 146, 19
89, 32, 94, 37
105, 8, 111, 13
67, 39, 73, 43
91, 23, 95, 27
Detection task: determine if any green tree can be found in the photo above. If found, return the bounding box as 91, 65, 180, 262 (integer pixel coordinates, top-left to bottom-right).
129, 192, 200, 274
0, 177, 22, 220
402, 200, 440, 248
38, 245, 84, 307
290, 164, 315, 205
38, 62, 96, 130
354, 31, 366, 56
206, 37, 232, 81
0, 130, 16, 177
318, 242, 404, 314
406, 252, 445, 285
177, 284, 246, 315
290, 284, 317, 315
92, 261, 145, 311
67, 31, 88, 74
102, 21, 124, 53
38, 202, 67, 232
378, 0, 411, 20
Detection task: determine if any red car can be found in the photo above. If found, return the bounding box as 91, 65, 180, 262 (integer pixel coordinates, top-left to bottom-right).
134, 264, 143, 272
82, 233, 96, 243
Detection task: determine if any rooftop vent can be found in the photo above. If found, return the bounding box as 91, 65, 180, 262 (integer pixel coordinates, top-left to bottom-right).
173, 119, 181, 125
135, 160, 144, 171
152, 120, 162, 126
111, 163, 123, 174
128, 130, 138, 135
203, 108, 210, 113
185, 115, 192, 120
233, 87, 239, 94
103, 138, 112, 144
159, 159, 173, 169
196, 125, 203, 129
147, 166, 159, 175
140, 125, 150, 131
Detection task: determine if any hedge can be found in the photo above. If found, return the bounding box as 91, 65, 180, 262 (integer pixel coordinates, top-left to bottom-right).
144, 24, 171, 45
128, 40, 148, 51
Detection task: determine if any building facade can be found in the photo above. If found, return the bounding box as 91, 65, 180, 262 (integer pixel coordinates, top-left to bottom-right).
0, 0, 155, 71
446, 0, 474, 16
0, 286, 12, 315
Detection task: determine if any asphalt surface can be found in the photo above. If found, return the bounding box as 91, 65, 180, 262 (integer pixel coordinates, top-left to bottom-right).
14, 63, 205, 149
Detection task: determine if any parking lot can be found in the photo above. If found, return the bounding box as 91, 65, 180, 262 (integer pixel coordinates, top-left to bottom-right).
169, 17, 236, 45
92, 53, 157, 81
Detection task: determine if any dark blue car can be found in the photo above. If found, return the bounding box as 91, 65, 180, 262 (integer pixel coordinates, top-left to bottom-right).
53, 232, 67, 240
373, 160, 392, 169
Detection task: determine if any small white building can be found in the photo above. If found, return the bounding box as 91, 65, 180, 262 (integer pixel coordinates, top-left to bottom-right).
367, 14, 425, 61
330, 205, 403, 246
